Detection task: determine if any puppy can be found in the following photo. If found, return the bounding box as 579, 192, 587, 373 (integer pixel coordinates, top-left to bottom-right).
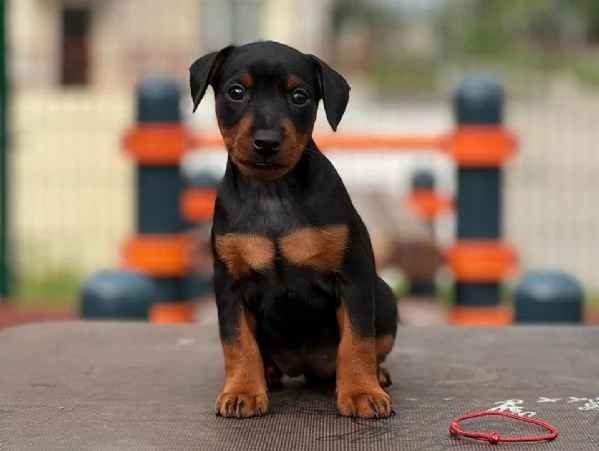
189, 41, 397, 419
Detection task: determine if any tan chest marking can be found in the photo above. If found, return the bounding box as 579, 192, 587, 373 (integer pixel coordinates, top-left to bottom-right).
214, 234, 276, 277
278, 225, 349, 271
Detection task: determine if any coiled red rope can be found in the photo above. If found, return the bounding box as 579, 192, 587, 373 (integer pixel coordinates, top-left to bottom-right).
449, 411, 558, 445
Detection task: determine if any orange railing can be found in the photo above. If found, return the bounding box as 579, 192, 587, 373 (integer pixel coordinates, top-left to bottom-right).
188, 132, 447, 152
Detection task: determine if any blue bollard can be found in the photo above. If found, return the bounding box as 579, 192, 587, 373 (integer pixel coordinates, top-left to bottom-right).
408, 168, 437, 298
449, 76, 516, 325
134, 78, 191, 322
114, 76, 195, 323
515, 270, 584, 323
135, 77, 186, 235
454, 77, 502, 306
80, 269, 157, 319
412, 168, 435, 191
79, 78, 188, 321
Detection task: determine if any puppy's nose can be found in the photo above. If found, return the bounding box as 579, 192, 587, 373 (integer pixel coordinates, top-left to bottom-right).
253, 130, 281, 158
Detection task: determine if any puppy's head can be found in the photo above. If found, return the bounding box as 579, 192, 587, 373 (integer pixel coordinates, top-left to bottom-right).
189, 41, 350, 181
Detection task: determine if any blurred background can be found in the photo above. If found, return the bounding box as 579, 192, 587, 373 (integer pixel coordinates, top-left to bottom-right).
1, 0, 599, 322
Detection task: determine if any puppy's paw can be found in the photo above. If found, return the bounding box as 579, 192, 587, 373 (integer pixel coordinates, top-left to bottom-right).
377, 366, 392, 388
215, 388, 269, 418
337, 388, 393, 419
265, 364, 284, 391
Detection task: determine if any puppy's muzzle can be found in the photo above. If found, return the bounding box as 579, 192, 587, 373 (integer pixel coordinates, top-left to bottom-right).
252, 130, 281, 159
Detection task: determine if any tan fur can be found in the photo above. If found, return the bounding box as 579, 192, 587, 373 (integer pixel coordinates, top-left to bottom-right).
239, 73, 254, 88
279, 225, 349, 271
219, 114, 254, 169
375, 334, 395, 362
335, 304, 393, 418
214, 234, 275, 277
216, 309, 268, 417
218, 114, 308, 181
285, 75, 301, 90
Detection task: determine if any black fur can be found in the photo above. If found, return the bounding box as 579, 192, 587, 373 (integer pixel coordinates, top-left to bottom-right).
190, 40, 397, 389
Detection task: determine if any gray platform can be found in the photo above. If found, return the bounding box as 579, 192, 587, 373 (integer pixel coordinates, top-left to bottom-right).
1, 323, 598, 450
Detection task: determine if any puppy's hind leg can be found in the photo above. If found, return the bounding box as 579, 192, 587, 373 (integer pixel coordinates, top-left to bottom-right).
375, 276, 397, 389
263, 356, 284, 391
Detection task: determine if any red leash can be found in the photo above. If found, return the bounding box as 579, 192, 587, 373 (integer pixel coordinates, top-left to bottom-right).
449, 411, 558, 445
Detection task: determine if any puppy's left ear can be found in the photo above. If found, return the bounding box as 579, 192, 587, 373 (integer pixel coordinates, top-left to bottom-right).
189, 45, 235, 112
309, 56, 350, 131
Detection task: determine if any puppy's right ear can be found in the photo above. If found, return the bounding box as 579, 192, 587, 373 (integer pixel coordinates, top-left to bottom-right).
189, 45, 235, 112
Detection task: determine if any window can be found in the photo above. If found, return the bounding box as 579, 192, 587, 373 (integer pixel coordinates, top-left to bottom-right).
60, 6, 90, 86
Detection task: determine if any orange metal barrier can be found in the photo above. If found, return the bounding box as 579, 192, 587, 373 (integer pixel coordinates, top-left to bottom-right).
446, 241, 517, 283
122, 235, 193, 277
188, 132, 448, 152
94, 75, 521, 327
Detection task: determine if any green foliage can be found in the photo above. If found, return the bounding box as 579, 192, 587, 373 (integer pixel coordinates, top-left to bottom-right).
432, 0, 599, 90
371, 59, 439, 99
437, 0, 599, 54
576, 0, 599, 42
329, 0, 397, 37
13, 267, 81, 310
573, 63, 599, 86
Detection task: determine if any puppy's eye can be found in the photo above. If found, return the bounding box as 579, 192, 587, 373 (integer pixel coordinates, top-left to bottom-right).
291, 89, 309, 106
226, 84, 245, 101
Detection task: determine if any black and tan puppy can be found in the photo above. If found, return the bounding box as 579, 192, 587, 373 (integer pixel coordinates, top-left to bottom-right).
189, 41, 397, 419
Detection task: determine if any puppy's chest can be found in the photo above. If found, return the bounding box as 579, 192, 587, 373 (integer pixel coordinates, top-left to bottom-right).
214, 225, 349, 277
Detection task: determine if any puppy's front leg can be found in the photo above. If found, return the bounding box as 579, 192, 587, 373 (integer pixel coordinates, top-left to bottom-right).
215, 288, 268, 418
336, 285, 393, 419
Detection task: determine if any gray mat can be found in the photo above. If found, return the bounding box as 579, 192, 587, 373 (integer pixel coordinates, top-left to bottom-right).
1, 323, 598, 450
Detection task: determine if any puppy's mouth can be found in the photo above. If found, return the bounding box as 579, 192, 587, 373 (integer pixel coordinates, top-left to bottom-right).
238, 159, 289, 171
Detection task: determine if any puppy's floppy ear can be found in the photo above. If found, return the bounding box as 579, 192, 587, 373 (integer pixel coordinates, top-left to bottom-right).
189, 45, 235, 112
309, 55, 350, 131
